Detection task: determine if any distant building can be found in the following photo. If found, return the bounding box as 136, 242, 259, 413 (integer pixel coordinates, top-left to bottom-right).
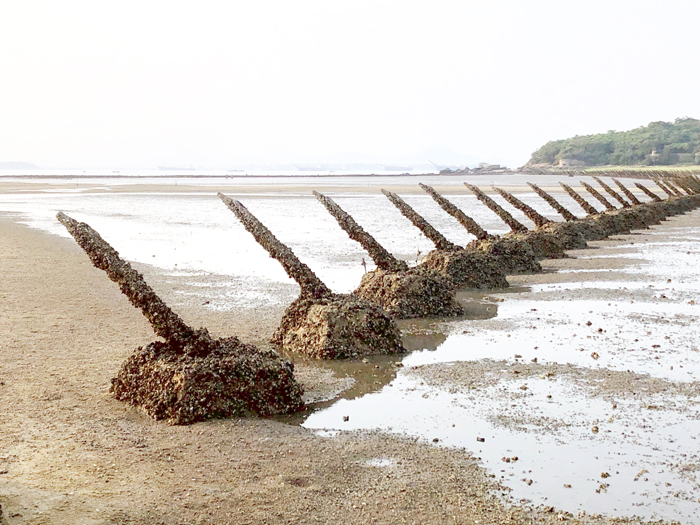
477, 162, 502, 170
557, 158, 586, 167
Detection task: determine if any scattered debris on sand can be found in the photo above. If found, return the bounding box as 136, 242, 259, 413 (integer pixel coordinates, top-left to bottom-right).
218, 193, 406, 358
56, 212, 305, 424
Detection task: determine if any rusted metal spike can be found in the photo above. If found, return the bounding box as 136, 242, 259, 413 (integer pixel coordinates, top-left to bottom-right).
56, 212, 195, 345
492, 187, 551, 227
527, 182, 578, 222
463, 182, 529, 233
611, 178, 642, 205
581, 181, 616, 211
381, 189, 457, 251
312, 191, 409, 273
419, 183, 490, 240
591, 176, 631, 207
218, 193, 332, 299
634, 183, 663, 202
559, 182, 599, 215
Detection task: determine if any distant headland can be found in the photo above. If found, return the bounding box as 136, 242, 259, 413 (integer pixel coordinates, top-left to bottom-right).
527, 117, 700, 168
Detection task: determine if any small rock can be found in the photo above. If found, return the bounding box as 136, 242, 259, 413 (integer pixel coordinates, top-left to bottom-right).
343, 416, 349, 422
592, 426, 599, 434
477, 437, 485, 442
563, 484, 572, 488
601, 472, 610, 479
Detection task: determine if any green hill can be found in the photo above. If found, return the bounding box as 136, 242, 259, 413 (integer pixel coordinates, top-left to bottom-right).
528, 117, 700, 167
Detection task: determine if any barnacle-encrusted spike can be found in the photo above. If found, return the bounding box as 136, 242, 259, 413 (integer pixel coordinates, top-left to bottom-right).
634, 183, 663, 202
381, 189, 457, 251
612, 178, 642, 205
527, 182, 578, 221
313, 191, 409, 273
218, 193, 332, 298
419, 183, 490, 240
559, 182, 599, 215
592, 176, 631, 207
492, 187, 551, 227
581, 181, 616, 211
56, 211, 195, 345
463, 183, 529, 233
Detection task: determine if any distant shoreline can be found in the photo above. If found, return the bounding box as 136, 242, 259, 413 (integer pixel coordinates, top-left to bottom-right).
0, 172, 501, 180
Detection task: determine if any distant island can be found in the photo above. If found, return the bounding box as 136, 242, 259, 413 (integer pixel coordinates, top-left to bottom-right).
528, 117, 700, 167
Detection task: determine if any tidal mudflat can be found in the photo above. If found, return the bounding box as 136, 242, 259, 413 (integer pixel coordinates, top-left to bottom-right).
1, 174, 697, 524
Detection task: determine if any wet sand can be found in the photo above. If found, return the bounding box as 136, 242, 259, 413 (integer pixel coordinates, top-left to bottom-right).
0, 177, 599, 197
1, 194, 696, 524
0, 218, 593, 525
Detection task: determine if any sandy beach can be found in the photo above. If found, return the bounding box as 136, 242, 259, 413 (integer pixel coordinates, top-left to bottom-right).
1, 177, 698, 524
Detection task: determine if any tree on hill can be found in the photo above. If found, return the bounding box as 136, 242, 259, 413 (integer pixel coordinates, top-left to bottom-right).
528, 117, 700, 166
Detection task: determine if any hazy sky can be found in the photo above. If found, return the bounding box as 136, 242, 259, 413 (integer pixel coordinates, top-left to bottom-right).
1, 0, 699, 168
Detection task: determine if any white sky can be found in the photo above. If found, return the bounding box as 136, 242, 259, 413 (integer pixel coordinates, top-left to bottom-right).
1, 0, 698, 168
